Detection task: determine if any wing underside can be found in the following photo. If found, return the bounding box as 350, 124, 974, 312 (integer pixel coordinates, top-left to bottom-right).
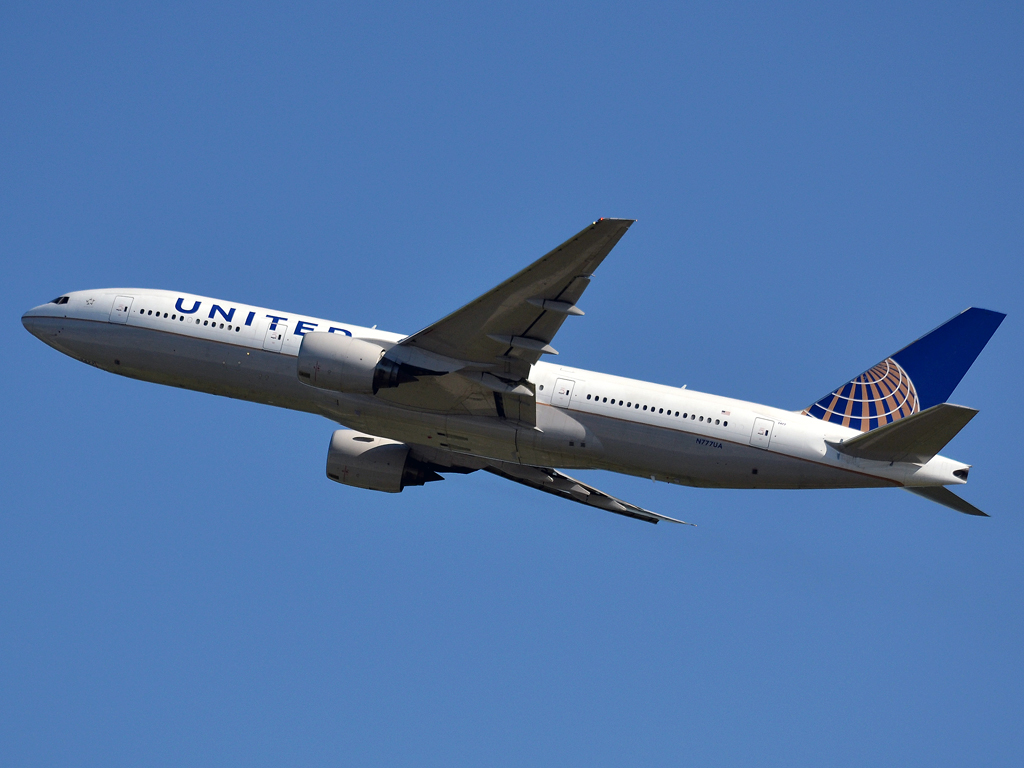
484, 461, 691, 525
406, 444, 688, 525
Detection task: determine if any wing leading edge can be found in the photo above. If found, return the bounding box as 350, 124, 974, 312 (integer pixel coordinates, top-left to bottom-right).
396, 218, 634, 383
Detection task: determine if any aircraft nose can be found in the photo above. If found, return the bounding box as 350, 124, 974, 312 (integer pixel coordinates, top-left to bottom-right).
22, 303, 57, 340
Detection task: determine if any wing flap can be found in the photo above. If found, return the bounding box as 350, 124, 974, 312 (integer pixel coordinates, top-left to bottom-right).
827, 403, 978, 464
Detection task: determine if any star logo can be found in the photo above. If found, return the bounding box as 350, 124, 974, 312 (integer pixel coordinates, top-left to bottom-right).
85, 298, 95, 305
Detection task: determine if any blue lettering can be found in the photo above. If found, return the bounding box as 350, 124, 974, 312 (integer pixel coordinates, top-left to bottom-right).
209, 304, 235, 322
295, 320, 318, 336
695, 438, 723, 449
266, 314, 288, 331
245, 310, 256, 327
175, 298, 201, 314
327, 327, 352, 336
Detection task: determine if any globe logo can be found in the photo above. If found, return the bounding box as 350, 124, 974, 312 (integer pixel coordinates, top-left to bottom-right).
806, 357, 919, 432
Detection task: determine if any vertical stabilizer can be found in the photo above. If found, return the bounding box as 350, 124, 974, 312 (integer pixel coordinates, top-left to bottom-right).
805, 308, 1004, 432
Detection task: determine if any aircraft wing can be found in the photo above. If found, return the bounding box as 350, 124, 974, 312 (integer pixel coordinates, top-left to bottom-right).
394, 218, 634, 383
407, 440, 689, 525
484, 460, 693, 525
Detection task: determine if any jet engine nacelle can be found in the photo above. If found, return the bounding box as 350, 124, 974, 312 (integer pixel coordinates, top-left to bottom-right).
325, 429, 442, 493
298, 331, 445, 394
297, 332, 387, 394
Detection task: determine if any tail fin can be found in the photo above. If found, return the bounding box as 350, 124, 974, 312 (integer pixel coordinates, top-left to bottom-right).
805, 308, 1005, 432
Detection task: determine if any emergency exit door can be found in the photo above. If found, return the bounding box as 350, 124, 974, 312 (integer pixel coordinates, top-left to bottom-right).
750, 418, 774, 449
263, 324, 287, 352
109, 296, 133, 324
552, 378, 575, 408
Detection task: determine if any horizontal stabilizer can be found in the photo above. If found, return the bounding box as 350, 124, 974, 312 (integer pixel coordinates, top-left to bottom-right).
827, 403, 977, 464
905, 486, 988, 517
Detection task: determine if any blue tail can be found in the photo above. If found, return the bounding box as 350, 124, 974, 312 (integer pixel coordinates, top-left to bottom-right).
805, 308, 1005, 432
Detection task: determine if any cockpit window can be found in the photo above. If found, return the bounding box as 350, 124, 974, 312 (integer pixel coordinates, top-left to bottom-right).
50, 296, 70, 305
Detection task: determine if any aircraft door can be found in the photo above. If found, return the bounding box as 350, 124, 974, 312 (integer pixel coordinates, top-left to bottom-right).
263, 324, 287, 352
110, 296, 133, 324
750, 417, 774, 449
552, 378, 575, 408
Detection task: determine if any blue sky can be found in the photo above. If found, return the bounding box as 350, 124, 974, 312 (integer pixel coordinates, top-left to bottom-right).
3, 2, 1022, 765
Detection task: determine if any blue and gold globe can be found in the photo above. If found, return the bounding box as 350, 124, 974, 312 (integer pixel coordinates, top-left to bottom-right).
805, 358, 918, 432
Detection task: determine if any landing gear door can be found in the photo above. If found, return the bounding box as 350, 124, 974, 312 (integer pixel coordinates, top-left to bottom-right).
750, 417, 774, 449
263, 324, 287, 352
110, 296, 133, 324
552, 378, 575, 408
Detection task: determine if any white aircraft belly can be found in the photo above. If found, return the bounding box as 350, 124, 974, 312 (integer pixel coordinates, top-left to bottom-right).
32, 316, 327, 414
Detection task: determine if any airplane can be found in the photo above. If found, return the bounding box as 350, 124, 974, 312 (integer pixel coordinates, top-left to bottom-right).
22, 219, 1005, 524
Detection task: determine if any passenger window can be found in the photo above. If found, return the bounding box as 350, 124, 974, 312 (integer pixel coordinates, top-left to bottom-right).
674, 411, 679, 417
627, 402, 631, 407
715, 419, 720, 425
148, 310, 153, 315
643, 405, 647, 411
204, 320, 208, 325
163, 313, 168, 318
587, 394, 592, 400
603, 397, 607, 403
659, 408, 663, 414
699, 416, 704, 422
723, 421, 728, 426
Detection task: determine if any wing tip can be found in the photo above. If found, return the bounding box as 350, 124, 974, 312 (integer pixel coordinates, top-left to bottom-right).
643, 510, 696, 526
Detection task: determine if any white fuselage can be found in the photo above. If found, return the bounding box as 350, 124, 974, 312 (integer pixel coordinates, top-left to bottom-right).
22, 288, 970, 491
